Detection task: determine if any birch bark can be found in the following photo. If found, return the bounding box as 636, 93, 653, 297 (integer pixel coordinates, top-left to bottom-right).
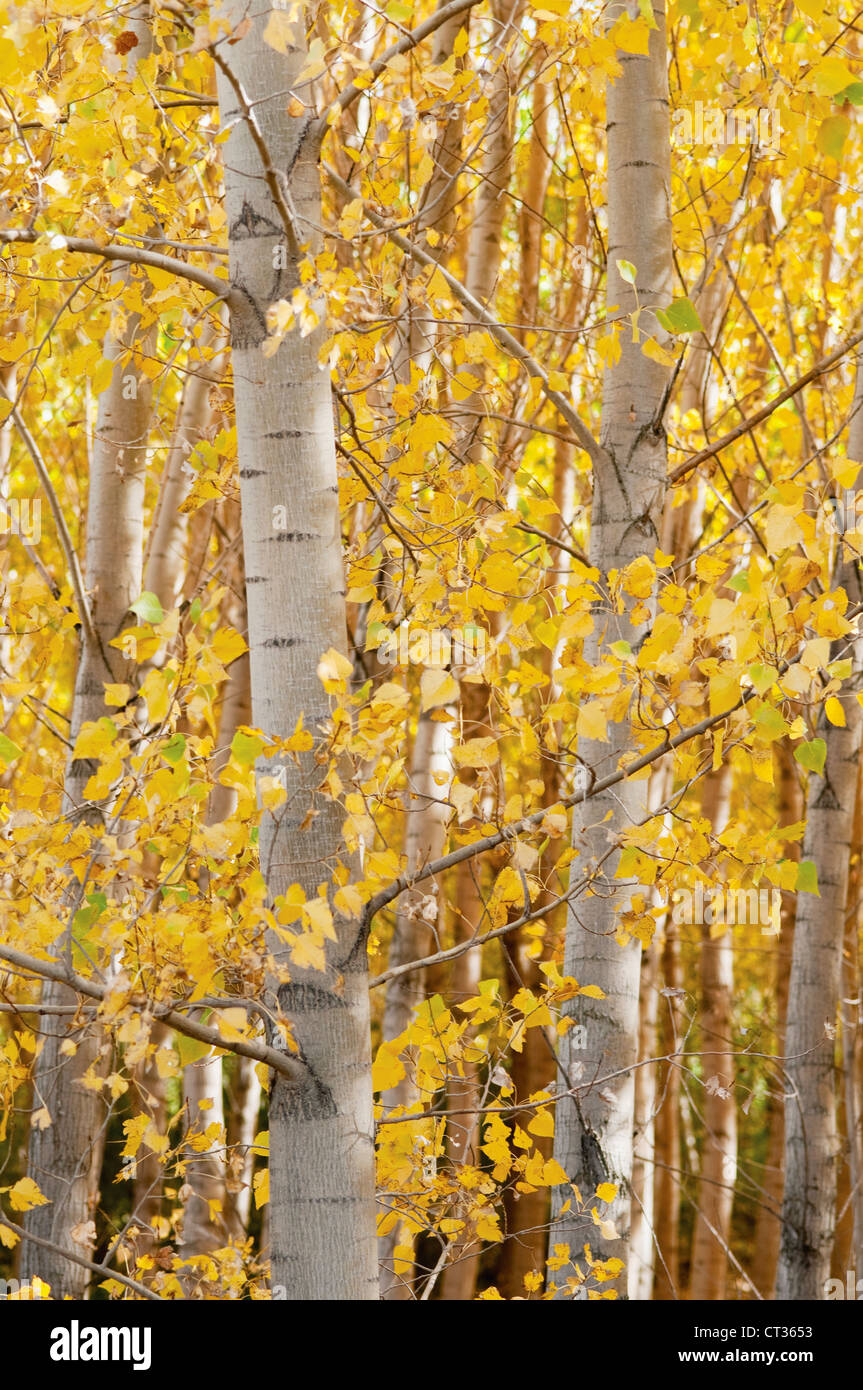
776, 366, 863, 1298
215, 1, 377, 1299
550, 0, 672, 1297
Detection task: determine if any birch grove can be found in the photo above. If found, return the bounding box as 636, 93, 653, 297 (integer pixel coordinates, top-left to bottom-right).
3, 0, 863, 1312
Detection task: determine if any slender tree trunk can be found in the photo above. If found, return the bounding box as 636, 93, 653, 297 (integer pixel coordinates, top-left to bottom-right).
515, 81, 551, 343
838, 755, 863, 1277
688, 766, 737, 1299
551, 0, 672, 1298
776, 372, 863, 1297
216, 2, 377, 1299
182, 566, 250, 1261
653, 919, 684, 1298
496, 439, 574, 1298
225, 1054, 263, 1238
751, 739, 800, 1298
438, 3, 516, 1298
379, 711, 450, 1298
20, 247, 154, 1301
132, 328, 227, 1253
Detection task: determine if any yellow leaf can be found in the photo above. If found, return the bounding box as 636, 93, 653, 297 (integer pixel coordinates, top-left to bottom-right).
210, 627, 248, 666
576, 700, 607, 742
641, 337, 676, 367
7, 1176, 49, 1212
317, 647, 353, 691
263, 9, 300, 55
420, 668, 459, 712
103, 683, 132, 706
578, 983, 606, 999
527, 1108, 555, 1138
372, 1043, 405, 1093
543, 1158, 570, 1186
596, 1181, 618, 1203
825, 696, 846, 727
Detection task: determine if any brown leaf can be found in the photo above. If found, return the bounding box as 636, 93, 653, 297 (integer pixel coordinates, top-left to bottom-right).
114, 31, 140, 55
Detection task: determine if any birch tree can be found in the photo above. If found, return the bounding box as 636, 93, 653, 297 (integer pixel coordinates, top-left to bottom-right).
214, 0, 378, 1299
550, 0, 673, 1296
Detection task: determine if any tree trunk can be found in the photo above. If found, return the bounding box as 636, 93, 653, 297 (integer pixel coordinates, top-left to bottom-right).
689, 766, 737, 1299
750, 739, 800, 1298
438, 3, 516, 1299
20, 232, 154, 1300
653, 919, 684, 1298
216, 2, 377, 1299
551, 0, 672, 1298
379, 710, 450, 1298
776, 371, 863, 1297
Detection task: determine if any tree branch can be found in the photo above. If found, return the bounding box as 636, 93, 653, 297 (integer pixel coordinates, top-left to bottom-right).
312, 0, 484, 138
0, 1214, 163, 1301
363, 596, 863, 928
322, 161, 608, 470
669, 326, 863, 485
0, 391, 97, 649
0, 229, 232, 304
0, 943, 302, 1082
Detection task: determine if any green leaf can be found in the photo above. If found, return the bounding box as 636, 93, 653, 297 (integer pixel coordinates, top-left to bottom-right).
748, 664, 778, 696
783, 19, 806, 42
816, 115, 849, 160
728, 570, 750, 593
796, 860, 820, 896
837, 81, 863, 105
657, 297, 704, 335
616, 258, 637, 285
0, 733, 23, 764
162, 733, 186, 764
231, 729, 265, 765
73, 891, 107, 939
794, 738, 827, 775
129, 590, 164, 624
188, 597, 202, 624
176, 1033, 213, 1067
754, 702, 786, 741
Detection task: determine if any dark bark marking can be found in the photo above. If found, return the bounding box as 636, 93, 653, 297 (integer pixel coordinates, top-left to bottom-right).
229, 198, 281, 241
271, 1067, 337, 1123
278, 982, 347, 1013
581, 1129, 611, 1190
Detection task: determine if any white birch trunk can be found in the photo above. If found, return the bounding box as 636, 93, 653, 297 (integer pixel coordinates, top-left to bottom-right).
550, 0, 672, 1297
777, 370, 863, 1297
216, 1, 377, 1299
21, 280, 154, 1298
